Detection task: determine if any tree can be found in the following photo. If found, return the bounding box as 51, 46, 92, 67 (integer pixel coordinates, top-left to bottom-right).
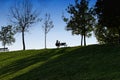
9, 0, 39, 50
94, 0, 120, 44
63, 0, 95, 46
42, 13, 54, 49
0, 25, 15, 49
94, 24, 119, 44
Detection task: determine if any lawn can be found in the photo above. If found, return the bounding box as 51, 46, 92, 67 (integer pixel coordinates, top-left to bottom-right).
0, 45, 120, 80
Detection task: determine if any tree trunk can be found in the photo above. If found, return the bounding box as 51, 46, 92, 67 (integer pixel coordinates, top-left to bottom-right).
45, 32, 47, 49
22, 31, 25, 50
83, 25, 86, 46
81, 35, 83, 46
119, 29, 120, 44
4, 44, 5, 52
84, 34, 86, 46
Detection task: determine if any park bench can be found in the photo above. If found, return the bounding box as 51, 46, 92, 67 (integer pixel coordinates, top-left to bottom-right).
0, 48, 9, 52
55, 40, 67, 48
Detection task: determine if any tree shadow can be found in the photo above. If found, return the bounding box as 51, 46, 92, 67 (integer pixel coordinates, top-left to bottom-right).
1, 45, 119, 80
0, 48, 67, 79
10, 47, 92, 80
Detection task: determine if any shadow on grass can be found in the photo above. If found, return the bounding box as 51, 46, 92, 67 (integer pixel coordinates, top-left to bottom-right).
10, 47, 92, 80
1, 45, 120, 80
0, 48, 67, 79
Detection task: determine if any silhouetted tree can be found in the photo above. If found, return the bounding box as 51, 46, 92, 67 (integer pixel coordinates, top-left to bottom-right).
63, 0, 95, 46
94, 24, 119, 44
42, 13, 54, 49
9, 0, 39, 50
94, 0, 120, 44
0, 25, 15, 49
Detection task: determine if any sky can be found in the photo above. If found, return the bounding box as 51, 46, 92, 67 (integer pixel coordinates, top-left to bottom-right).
0, 0, 97, 51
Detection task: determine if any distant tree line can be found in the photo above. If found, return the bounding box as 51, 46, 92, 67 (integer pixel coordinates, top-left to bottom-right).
0, 0, 119, 50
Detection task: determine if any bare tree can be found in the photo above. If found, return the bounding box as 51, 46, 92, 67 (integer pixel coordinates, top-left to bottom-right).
9, 0, 39, 50
42, 13, 54, 49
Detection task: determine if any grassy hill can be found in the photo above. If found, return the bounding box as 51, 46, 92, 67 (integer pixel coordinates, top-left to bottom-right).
0, 45, 120, 80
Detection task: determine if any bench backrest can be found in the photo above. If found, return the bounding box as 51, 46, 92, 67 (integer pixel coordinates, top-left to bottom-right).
0, 48, 9, 52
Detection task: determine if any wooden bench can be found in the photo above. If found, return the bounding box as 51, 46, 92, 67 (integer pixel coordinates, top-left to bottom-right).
55, 40, 67, 48
0, 48, 9, 52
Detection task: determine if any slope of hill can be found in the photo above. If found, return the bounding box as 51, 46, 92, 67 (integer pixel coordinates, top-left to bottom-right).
0, 45, 120, 80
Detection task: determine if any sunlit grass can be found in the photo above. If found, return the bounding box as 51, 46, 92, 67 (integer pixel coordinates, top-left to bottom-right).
0, 45, 120, 80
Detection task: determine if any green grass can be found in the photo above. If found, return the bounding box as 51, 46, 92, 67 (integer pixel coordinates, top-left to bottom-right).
0, 45, 120, 80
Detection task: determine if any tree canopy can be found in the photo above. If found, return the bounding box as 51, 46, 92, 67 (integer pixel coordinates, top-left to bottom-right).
63, 0, 95, 46
9, 0, 40, 50
94, 0, 120, 44
0, 25, 15, 49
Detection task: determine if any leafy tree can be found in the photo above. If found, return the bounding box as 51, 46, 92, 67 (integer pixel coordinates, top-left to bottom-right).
9, 0, 39, 50
94, 0, 120, 44
0, 25, 15, 49
63, 0, 95, 46
94, 24, 119, 44
42, 13, 54, 49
